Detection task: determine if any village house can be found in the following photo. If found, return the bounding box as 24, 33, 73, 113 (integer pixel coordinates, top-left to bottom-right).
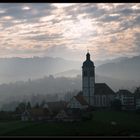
116, 89, 135, 110
21, 101, 67, 121
134, 87, 140, 110
21, 106, 51, 121
67, 94, 89, 109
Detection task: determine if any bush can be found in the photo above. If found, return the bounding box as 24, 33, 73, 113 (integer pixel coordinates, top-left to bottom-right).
81, 112, 93, 121
111, 99, 122, 111
0, 111, 18, 121
136, 108, 140, 114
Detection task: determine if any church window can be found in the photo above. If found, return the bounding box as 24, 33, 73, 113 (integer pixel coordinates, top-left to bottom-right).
103, 96, 106, 106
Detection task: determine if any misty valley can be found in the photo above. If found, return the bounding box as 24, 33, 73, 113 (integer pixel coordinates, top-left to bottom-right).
0, 55, 140, 110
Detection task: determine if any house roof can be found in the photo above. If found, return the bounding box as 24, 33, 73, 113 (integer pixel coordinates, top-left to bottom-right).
116, 89, 133, 96
74, 95, 89, 105
94, 83, 115, 95
135, 88, 140, 98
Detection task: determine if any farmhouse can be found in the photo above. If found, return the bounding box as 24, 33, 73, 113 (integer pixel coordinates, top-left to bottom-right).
116, 89, 135, 110
134, 87, 140, 110
21, 101, 67, 121
67, 94, 89, 109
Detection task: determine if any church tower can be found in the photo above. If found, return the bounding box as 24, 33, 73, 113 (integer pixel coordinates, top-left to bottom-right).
82, 52, 95, 106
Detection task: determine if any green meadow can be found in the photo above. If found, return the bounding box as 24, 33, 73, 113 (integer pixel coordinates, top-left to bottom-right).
1, 110, 140, 136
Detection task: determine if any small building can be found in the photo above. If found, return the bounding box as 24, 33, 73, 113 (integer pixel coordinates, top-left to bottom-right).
116, 89, 135, 110
67, 94, 89, 109
54, 110, 69, 121
21, 107, 51, 121
21, 110, 30, 121
134, 87, 140, 110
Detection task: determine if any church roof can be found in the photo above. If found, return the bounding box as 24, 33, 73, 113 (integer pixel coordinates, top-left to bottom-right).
74, 95, 89, 105
95, 83, 115, 95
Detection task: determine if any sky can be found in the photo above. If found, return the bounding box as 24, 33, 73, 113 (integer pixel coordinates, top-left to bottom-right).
0, 3, 140, 61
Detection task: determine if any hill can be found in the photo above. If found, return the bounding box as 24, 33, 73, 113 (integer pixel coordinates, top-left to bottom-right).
96, 55, 140, 81
0, 57, 81, 84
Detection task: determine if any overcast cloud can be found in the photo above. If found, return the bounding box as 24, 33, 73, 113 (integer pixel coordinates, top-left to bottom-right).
0, 3, 140, 61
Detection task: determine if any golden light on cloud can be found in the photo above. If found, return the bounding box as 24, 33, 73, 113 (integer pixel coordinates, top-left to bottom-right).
52, 3, 76, 8
40, 15, 55, 22
22, 6, 30, 10
63, 18, 94, 39
131, 5, 140, 10
2, 16, 13, 20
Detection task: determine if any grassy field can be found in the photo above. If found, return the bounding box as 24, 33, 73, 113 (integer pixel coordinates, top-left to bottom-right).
1, 110, 140, 136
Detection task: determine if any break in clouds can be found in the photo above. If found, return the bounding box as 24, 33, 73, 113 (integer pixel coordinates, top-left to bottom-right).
0, 3, 140, 61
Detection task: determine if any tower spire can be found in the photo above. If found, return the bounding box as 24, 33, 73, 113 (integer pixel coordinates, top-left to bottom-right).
86, 50, 90, 60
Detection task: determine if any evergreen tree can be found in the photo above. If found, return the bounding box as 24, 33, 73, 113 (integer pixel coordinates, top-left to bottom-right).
26, 102, 31, 110
15, 102, 26, 114
34, 103, 40, 108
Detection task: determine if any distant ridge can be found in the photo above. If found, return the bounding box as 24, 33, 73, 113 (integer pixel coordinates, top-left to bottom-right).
96, 55, 140, 81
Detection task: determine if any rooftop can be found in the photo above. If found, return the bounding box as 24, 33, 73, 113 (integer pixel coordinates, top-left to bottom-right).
95, 83, 115, 95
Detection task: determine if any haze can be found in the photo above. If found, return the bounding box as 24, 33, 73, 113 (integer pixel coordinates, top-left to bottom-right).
0, 3, 140, 109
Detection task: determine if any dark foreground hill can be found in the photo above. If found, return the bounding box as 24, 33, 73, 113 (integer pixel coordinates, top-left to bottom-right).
1, 110, 140, 136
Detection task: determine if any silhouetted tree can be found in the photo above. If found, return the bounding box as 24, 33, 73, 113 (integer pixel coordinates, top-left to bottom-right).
15, 102, 26, 114
26, 102, 31, 110
40, 100, 46, 107
34, 103, 40, 108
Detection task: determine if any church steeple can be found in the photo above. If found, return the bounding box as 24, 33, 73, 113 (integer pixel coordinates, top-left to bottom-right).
86, 52, 90, 60
82, 51, 95, 106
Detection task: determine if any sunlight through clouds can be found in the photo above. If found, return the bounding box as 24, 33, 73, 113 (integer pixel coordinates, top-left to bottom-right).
0, 3, 140, 60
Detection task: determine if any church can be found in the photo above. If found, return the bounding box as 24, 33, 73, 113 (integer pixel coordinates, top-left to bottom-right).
67, 52, 115, 109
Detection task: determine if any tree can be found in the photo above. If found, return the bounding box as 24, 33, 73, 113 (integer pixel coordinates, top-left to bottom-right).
34, 103, 40, 108
26, 102, 31, 110
111, 99, 122, 111
15, 102, 26, 114
40, 100, 46, 107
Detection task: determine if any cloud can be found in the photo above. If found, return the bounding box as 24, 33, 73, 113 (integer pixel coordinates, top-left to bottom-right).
0, 3, 140, 61
25, 33, 63, 42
